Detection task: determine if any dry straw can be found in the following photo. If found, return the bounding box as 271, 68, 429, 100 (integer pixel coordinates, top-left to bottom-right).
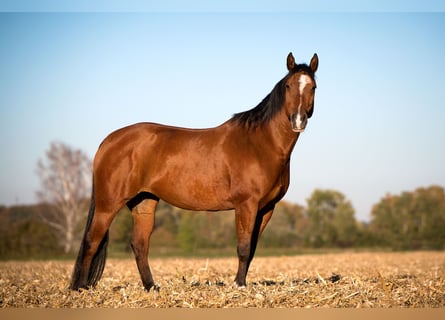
1, 252, 444, 308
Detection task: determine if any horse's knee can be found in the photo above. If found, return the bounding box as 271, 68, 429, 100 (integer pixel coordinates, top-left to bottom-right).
237, 242, 250, 261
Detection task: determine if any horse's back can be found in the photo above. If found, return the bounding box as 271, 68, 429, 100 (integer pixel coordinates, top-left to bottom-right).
93, 122, 236, 211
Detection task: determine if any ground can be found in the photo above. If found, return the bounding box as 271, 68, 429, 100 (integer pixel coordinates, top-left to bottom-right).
1, 251, 444, 307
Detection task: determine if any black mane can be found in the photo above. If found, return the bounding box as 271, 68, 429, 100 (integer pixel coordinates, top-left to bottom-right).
231, 64, 314, 129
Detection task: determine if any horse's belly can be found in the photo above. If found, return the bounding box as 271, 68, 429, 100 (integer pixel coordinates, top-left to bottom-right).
150, 171, 232, 211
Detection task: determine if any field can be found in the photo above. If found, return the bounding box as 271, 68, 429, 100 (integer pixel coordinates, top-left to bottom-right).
1, 251, 444, 308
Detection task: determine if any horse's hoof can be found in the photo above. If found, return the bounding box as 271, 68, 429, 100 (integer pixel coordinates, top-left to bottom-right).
233, 281, 246, 289
145, 283, 160, 292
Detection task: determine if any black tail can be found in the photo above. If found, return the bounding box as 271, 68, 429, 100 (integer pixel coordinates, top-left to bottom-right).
70, 184, 109, 290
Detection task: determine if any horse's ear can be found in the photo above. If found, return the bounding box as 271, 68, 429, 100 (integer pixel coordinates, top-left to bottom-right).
287, 52, 295, 71
310, 53, 318, 72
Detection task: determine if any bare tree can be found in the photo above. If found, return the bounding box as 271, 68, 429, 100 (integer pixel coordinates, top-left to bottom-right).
36, 141, 92, 253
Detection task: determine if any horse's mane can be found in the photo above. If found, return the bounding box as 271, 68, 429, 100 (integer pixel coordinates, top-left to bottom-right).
231, 64, 315, 129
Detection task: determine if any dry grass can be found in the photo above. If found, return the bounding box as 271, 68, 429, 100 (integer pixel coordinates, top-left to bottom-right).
1, 251, 444, 308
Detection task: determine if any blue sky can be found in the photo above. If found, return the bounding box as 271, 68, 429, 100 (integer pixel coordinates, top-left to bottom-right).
1, 3, 445, 221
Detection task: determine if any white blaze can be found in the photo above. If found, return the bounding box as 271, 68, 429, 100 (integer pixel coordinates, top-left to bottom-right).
299, 74, 312, 95
293, 74, 312, 132
297, 74, 312, 112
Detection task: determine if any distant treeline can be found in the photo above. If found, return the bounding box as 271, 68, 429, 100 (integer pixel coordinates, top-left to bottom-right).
1, 185, 444, 260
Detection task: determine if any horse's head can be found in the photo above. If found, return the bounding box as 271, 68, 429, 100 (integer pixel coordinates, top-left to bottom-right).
284, 52, 318, 133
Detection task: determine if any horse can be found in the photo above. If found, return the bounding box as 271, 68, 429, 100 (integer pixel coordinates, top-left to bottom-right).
70, 52, 319, 291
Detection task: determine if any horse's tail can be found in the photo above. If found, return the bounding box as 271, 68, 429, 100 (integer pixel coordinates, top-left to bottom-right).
70, 183, 109, 290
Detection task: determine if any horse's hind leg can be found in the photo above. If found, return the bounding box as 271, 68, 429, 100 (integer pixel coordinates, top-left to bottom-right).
131, 197, 158, 291
74, 207, 118, 290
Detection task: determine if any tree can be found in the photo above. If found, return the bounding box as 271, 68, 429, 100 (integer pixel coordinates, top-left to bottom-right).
0, 204, 62, 259
370, 185, 445, 250
305, 189, 358, 248
261, 201, 307, 248
177, 212, 196, 253
412, 186, 445, 249
36, 141, 92, 253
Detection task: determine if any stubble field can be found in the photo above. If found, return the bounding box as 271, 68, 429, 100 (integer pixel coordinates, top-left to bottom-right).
1, 251, 444, 308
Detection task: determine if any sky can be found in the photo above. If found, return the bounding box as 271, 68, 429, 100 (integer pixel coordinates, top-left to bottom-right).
1, 2, 445, 222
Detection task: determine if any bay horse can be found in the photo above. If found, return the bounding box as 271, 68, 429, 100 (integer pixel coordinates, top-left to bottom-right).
71, 52, 318, 291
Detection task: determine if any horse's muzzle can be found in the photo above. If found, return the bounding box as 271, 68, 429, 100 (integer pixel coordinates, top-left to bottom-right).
290, 111, 308, 133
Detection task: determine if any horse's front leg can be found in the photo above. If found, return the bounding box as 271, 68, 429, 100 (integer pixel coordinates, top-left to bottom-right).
247, 207, 274, 272
234, 201, 259, 287
131, 198, 158, 291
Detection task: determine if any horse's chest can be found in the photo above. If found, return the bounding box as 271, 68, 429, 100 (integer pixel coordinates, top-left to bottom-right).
261, 164, 290, 207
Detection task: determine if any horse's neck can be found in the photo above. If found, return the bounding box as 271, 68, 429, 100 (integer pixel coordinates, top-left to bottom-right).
225, 116, 299, 166
264, 114, 300, 161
